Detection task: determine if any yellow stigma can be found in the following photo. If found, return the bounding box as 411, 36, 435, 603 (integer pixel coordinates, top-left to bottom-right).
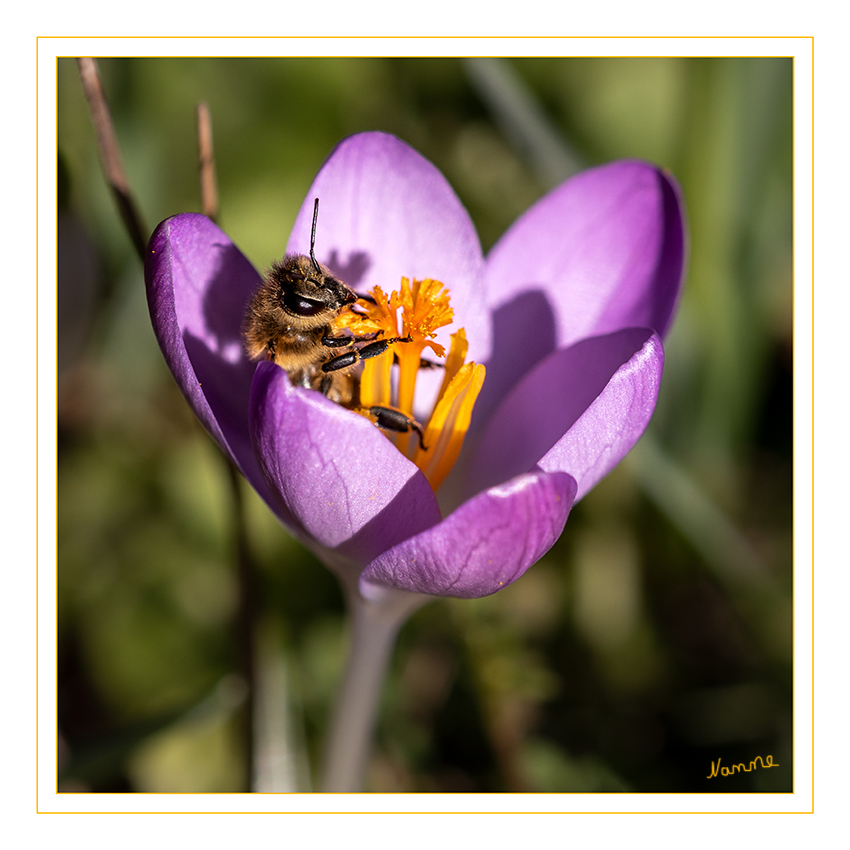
336, 277, 485, 492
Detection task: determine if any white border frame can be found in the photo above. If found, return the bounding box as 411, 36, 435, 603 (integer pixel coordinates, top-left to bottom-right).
37, 36, 814, 817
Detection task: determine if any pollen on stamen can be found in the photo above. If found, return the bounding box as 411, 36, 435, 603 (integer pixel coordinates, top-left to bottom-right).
342, 277, 485, 492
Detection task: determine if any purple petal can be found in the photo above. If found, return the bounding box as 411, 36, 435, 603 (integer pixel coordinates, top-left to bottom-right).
249, 361, 443, 568
360, 471, 577, 599
145, 214, 286, 518
467, 328, 663, 502
287, 131, 490, 361
479, 161, 684, 418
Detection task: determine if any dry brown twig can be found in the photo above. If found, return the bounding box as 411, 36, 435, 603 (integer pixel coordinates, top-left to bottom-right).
196, 102, 219, 222
76, 58, 260, 791
76, 58, 148, 261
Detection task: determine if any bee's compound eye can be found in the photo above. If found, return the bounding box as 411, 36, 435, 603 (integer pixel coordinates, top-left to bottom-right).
281, 288, 326, 317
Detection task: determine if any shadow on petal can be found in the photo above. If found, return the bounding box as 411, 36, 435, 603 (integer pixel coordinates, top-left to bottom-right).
480, 161, 685, 396
324, 248, 372, 291
182, 332, 288, 520
466, 328, 659, 500
593, 170, 686, 341
200, 241, 259, 349
146, 214, 301, 526
472, 288, 558, 430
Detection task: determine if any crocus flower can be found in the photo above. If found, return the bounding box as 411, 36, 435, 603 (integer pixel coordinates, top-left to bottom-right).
144, 131, 685, 602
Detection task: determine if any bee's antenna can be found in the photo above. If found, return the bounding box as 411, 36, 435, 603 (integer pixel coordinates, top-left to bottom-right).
310, 197, 321, 274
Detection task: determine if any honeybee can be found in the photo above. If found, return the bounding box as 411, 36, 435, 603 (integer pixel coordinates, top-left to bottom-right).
243, 198, 426, 449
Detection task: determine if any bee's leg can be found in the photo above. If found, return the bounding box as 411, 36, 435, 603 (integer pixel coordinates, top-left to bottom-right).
320, 327, 382, 349
317, 372, 334, 396
362, 405, 427, 451
321, 336, 413, 373
388, 351, 443, 370
357, 336, 413, 361
291, 369, 313, 389
321, 332, 361, 349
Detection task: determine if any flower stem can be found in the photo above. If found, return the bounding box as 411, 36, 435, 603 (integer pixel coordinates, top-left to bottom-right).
321, 588, 425, 792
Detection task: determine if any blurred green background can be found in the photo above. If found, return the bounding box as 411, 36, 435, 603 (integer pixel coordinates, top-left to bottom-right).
57, 56, 793, 793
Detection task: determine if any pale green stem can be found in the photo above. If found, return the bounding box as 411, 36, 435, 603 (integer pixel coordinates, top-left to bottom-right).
321, 587, 426, 793
462, 57, 583, 188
